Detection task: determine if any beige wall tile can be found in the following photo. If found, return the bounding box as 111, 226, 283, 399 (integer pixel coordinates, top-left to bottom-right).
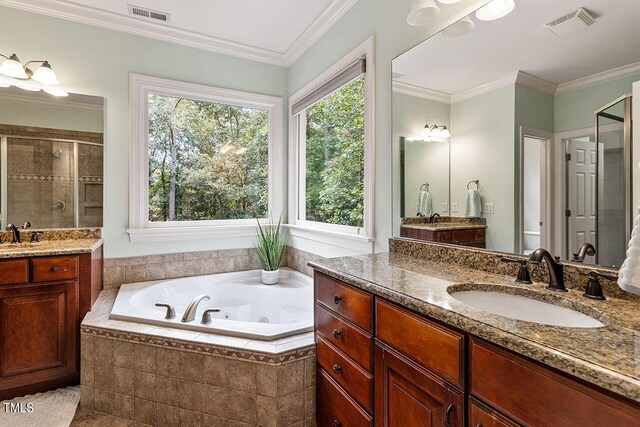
203, 415, 229, 427
157, 403, 180, 427
183, 250, 218, 261
80, 334, 94, 362
179, 352, 205, 383
93, 388, 114, 414
104, 266, 125, 288
134, 371, 156, 400
256, 363, 277, 397
179, 381, 204, 411
179, 408, 204, 427
112, 366, 135, 396
145, 263, 166, 281
125, 264, 146, 283
204, 356, 230, 387
113, 340, 135, 367
156, 375, 180, 407
277, 360, 304, 396
157, 347, 181, 378
79, 386, 94, 410
257, 395, 277, 427
303, 356, 316, 389
94, 337, 114, 365
165, 261, 185, 279
227, 390, 257, 425
202, 385, 230, 418
133, 344, 157, 373
277, 390, 305, 426
133, 398, 156, 425
93, 363, 114, 390
112, 392, 134, 419
80, 360, 94, 388
229, 360, 257, 393
304, 386, 315, 422
183, 260, 203, 277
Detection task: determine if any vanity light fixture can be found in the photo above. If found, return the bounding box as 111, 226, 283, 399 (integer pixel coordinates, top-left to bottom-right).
407, 0, 441, 26
443, 16, 476, 37
0, 53, 67, 96
417, 124, 450, 142
476, 0, 515, 21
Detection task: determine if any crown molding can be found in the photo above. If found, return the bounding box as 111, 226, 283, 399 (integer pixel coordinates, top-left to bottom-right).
284, 0, 359, 65
0, 91, 103, 111
556, 61, 640, 95
392, 81, 452, 104
0, 0, 360, 68
450, 72, 518, 103
515, 71, 558, 95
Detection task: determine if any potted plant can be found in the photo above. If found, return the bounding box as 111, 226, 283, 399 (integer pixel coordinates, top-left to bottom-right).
254, 216, 286, 285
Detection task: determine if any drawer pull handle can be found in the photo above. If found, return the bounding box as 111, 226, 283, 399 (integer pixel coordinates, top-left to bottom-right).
445, 404, 454, 427
333, 295, 342, 304
332, 364, 342, 373
50, 266, 59, 273
332, 329, 342, 339
333, 421, 341, 427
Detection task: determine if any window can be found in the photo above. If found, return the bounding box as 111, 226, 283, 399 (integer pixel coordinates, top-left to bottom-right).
289, 37, 375, 249
129, 75, 283, 242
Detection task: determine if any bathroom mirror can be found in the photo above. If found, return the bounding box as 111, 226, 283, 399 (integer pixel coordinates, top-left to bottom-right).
392, 0, 640, 268
0, 86, 104, 229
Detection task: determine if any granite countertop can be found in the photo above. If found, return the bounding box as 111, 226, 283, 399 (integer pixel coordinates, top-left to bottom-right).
0, 238, 104, 258
309, 252, 640, 403
401, 223, 487, 231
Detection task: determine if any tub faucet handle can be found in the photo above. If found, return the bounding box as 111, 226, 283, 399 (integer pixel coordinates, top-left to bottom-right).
155, 303, 176, 319
201, 308, 221, 324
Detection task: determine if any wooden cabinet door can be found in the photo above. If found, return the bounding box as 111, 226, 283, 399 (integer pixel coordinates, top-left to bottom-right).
0, 281, 78, 399
375, 341, 463, 427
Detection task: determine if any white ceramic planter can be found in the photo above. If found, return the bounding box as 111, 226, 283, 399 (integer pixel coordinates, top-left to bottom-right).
261, 269, 280, 285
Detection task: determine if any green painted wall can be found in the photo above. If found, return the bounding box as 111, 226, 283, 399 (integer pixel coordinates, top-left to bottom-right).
555, 72, 640, 133
0, 6, 288, 258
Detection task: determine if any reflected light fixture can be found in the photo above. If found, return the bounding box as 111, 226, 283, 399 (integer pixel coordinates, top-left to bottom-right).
476, 0, 515, 21
443, 15, 476, 36
418, 124, 450, 142
0, 53, 67, 96
407, 0, 441, 26
420, 124, 432, 139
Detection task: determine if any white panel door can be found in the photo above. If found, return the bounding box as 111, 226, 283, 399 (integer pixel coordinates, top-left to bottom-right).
567, 138, 597, 262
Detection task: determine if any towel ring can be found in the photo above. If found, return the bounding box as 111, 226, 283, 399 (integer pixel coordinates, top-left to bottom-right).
420, 183, 429, 192
467, 180, 479, 190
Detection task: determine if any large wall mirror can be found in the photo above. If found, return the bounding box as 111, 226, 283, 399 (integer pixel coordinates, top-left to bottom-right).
392, 0, 638, 268
0, 87, 104, 229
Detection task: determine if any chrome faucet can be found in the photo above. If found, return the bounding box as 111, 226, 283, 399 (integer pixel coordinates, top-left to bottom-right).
529, 248, 566, 292
181, 294, 210, 322
6, 224, 21, 243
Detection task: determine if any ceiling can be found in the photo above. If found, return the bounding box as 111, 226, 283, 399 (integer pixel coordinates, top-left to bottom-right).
393, 0, 640, 96
0, 0, 359, 66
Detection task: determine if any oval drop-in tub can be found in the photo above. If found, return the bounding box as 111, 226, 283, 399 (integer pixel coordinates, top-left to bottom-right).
109, 268, 313, 341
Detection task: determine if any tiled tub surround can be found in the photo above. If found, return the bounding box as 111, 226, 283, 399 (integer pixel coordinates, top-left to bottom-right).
104, 246, 324, 288
0, 227, 103, 258
309, 240, 640, 403
81, 290, 316, 426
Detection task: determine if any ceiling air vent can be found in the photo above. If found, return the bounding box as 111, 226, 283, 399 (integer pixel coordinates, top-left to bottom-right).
545, 8, 596, 38
127, 4, 170, 23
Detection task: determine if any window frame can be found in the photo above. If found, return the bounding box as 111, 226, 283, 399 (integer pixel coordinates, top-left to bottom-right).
288, 37, 376, 251
128, 74, 284, 242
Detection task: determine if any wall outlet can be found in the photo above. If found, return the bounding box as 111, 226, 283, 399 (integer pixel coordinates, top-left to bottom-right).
486, 203, 495, 214
442, 202, 448, 212
452, 202, 459, 213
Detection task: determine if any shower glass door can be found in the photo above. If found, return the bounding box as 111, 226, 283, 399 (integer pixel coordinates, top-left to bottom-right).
595, 95, 632, 267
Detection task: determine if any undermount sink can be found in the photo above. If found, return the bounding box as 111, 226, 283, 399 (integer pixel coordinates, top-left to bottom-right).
449, 290, 605, 328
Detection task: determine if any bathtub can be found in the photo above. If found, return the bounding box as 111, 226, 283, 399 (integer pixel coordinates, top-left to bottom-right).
109, 268, 313, 340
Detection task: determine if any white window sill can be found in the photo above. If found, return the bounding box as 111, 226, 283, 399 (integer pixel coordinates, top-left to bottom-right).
286, 224, 375, 253
127, 224, 258, 243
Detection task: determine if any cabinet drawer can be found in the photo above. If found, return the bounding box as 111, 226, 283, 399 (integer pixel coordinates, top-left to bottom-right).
317, 368, 372, 427
469, 398, 519, 427
375, 299, 464, 387
31, 256, 78, 282
317, 335, 373, 412
316, 272, 373, 332
470, 338, 640, 427
316, 304, 372, 371
452, 229, 475, 243
0, 259, 29, 285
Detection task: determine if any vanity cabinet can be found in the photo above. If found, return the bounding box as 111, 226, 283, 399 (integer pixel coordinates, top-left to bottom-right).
400, 227, 486, 248
313, 271, 640, 427
0, 247, 103, 400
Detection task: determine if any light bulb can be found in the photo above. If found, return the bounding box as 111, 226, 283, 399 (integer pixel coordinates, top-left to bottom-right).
407, 0, 441, 26
0, 54, 27, 79
440, 126, 451, 138
32, 62, 60, 85
420, 125, 432, 139
476, 0, 515, 21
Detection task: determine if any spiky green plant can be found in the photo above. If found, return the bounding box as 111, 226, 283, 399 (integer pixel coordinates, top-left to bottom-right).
254, 216, 286, 271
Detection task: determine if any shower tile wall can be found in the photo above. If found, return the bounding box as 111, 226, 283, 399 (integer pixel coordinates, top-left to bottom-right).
1, 124, 103, 229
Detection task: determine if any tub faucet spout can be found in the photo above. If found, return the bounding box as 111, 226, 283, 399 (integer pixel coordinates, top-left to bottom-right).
182, 294, 210, 322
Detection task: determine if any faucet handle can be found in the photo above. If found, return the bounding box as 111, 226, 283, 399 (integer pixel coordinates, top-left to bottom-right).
21, 221, 31, 229
201, 308, 221, 324
500, 257, 532, 284
584, 271, 617, 300
155, 303, 176, 319
30, 231, 42, 243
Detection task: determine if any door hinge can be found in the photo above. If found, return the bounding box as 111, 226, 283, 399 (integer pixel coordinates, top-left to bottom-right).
565, 153, 571, 161
566, 209, 572, 217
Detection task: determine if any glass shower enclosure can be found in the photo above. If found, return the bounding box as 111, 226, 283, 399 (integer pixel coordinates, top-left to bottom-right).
595, 94, 632, 266
0, 135, 103, 229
